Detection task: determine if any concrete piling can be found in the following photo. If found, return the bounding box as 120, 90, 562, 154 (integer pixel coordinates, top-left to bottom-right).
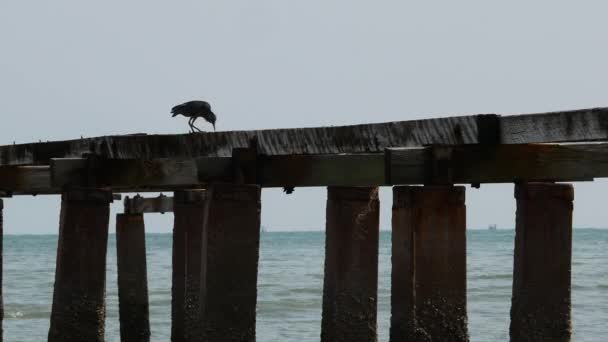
171, 192, 189, 342
48, 189, 112, 342
510, 183, 573, 342
116, 213, 151, 342
197, 184, 261, 342
321, 186, 380, 342
173, 190, 208, 342
390, 186, 468, 342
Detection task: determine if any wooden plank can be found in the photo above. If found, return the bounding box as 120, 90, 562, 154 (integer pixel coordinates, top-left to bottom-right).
2, 107, 608, 167
501, 107, 608, 143
124, 195, 173, 214
0, 115, 477, 166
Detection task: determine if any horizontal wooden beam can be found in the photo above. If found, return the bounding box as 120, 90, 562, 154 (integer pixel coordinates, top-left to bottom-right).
387, 144, 607, 185
1, 107, 608, 166
124, 194, 173, 214
0, 166, 56, 195
1, 143, 608, 195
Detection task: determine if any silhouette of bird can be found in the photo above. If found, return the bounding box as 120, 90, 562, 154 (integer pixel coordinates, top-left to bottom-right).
171, 100, 217, 132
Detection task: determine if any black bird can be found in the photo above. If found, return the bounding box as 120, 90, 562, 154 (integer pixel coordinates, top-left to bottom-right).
171, 100, 217, 132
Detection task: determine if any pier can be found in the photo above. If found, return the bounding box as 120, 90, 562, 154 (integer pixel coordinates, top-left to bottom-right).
1, 106, 607, 341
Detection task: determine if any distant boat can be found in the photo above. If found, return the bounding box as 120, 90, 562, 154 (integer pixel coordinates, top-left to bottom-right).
488, 224, 497, 230
261, 225, 267, 233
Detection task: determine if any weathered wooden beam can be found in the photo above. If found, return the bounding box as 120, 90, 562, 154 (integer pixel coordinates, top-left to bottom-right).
3, 142, 608, 194
0, 166, 55, 194
124, 194, 173, 214
50, 158, 199, 189
2, 107, 608, 166
258, 153, 385, 187
501, 107, 608, 143
388, 143, 608, 184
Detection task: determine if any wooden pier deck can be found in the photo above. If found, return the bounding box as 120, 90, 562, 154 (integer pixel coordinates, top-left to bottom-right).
0, 106, 606, 341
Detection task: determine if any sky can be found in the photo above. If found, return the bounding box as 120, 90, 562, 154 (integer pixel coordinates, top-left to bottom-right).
1, 1, 608, 233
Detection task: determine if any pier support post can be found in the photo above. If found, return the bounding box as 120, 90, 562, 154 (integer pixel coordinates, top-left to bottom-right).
321, 186, 380, 342
390, 186, 468, 342
116, 213, 150, 342
171, 192, 188, 342
510, 183, 573, 342
48, 189, 113, 342
0, 199, 3, 342
197, 184, 261, 342
173, 190, 208, 341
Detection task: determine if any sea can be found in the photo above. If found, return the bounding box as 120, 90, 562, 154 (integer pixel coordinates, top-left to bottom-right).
3, 229, 607, 341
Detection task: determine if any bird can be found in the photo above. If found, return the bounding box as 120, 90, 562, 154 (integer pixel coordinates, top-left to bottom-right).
171, 100, 217, 132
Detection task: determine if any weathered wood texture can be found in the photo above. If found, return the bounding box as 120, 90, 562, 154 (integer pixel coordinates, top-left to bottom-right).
2, 107, 608, 166
125, 194, 173, 214
321, 187, 380, 342
0, 199, 3, 342
387, 143, 608, 185
173, 190, 209, 342
501, 108, 608, 143
0, 115, 478, 165
5, 142, 608, 194
390, 186, 468, 342
116, 214, 151, 342
48, 189, 112, 342
199, 184, 261, 342
510, 183, 573, 342
0, 166, 55, 194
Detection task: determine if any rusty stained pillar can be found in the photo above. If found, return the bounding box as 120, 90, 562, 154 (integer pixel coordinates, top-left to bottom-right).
116, 213, 151, 342
198, 183, 261, 342
321, 186, 380, 342
510, 183, 573, 342
48, 189, 112, 342
390, 186, 468, 342
173, 189, 208, 342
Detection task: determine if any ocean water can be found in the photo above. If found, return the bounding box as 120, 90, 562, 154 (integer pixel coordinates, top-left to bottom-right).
3, 229, 607, 341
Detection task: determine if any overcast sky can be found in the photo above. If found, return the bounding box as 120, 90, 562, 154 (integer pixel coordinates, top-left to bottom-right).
1, 1, 608, 233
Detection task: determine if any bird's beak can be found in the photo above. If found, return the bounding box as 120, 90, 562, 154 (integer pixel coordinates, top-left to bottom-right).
171, 113, 178, 117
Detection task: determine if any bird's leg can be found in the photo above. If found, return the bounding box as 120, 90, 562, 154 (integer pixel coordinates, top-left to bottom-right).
188, 117, 195, 133
191, 117, 203, 132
